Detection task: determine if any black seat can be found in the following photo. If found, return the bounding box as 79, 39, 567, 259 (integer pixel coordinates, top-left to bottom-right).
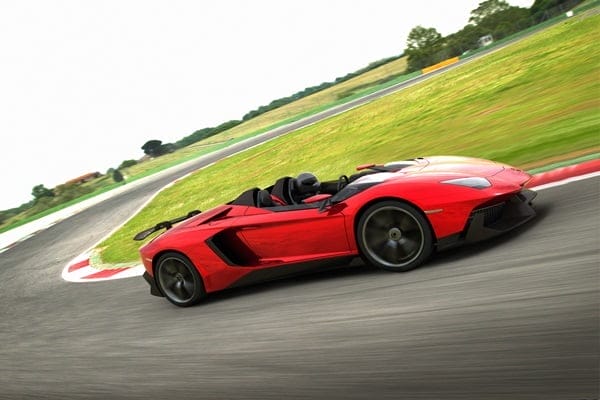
230, 187, 260, 206
257, 190, 274, 207
291, 172, 320, 203
271, 177, 294, 205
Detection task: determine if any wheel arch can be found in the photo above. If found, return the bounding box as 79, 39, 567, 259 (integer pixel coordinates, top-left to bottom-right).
352, 196, 438, 244
152, 249, 201, 277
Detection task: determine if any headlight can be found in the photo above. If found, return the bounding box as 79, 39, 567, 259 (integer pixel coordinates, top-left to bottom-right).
441, 177, 491, 189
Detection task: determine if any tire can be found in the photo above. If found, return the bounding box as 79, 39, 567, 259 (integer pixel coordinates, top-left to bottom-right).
356, 200, 433, 272
155, 252, 206, 307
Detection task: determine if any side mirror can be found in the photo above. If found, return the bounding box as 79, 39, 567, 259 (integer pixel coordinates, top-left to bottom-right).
318, 196, 335, 213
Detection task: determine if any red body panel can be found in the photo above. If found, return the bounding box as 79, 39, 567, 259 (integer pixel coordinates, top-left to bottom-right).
238, 206, 350, 260
139, 156, 533, 294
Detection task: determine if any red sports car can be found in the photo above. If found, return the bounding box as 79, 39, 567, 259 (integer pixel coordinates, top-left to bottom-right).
135, 156, 536, 307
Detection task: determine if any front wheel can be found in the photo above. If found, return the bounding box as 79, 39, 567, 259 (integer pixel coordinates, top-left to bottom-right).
356, 201, 433, 272
155, 252, 206, 307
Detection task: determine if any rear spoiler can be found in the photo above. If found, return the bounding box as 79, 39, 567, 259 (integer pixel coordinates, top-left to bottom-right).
133, 210, 201, 241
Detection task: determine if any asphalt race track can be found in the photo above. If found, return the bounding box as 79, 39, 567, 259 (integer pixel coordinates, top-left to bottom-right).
0, 171, 598, 399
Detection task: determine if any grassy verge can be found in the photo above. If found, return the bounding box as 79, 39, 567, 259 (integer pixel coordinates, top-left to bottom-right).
97, 11, 599, 264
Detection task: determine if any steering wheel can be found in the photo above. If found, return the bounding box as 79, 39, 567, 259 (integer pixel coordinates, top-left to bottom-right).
337, 175, 349, 192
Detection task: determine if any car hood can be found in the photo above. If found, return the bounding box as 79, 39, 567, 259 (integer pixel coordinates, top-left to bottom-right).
349, 156, 529, 190
400, 156, 509, 177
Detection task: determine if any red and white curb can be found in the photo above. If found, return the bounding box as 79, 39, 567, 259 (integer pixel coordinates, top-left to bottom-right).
62, 252, 145, 283
60, 172, 198, 283
525, 159, 600, 189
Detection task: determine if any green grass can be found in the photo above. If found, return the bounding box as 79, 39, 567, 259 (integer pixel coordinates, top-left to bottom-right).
97, 11, 600, 265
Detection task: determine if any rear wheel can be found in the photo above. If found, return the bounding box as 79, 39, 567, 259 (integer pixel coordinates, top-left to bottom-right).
155, 252, 206, 307
357, 201, 433, 272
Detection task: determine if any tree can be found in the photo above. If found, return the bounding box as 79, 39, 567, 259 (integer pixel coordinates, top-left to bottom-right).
445, 24, 485, 56
141, 140, 164, 157
112, 169, 124, 183
530, 0, 582, 22
469, 0, 511, 25
141, 139, 177, 157
407, 26, 443, 53
476, 6, 531, 40
161, 143, 176, 154
118, 159, 138, 169
405, 26, 445, 71
31, 184, 54, 200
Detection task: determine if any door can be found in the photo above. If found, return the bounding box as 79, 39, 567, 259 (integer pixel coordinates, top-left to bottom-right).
236, 205, 350, 263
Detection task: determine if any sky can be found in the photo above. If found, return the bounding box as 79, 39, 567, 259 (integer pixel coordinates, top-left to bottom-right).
0, 0, 533, 210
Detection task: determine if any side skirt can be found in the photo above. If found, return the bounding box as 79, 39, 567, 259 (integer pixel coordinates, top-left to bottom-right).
227, 256, 356, 289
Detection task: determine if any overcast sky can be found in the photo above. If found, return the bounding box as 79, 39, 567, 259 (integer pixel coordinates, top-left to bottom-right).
0, 0, 533, 210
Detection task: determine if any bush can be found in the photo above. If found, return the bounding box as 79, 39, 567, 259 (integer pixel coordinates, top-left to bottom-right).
118, 159, 138, 169
112, 169, 124, 183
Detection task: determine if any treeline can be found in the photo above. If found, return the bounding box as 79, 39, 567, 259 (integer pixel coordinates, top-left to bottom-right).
174, 54, 405, 149
176, 119, 242, 148
405, 0, 584, 71
0, 201, 33, 226
240, 55, 404, 122
0, 182, 96, 226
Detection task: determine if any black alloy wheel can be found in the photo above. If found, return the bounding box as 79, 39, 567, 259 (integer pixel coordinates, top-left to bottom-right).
357, 201, 433, 272
156, 252, 206, 307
